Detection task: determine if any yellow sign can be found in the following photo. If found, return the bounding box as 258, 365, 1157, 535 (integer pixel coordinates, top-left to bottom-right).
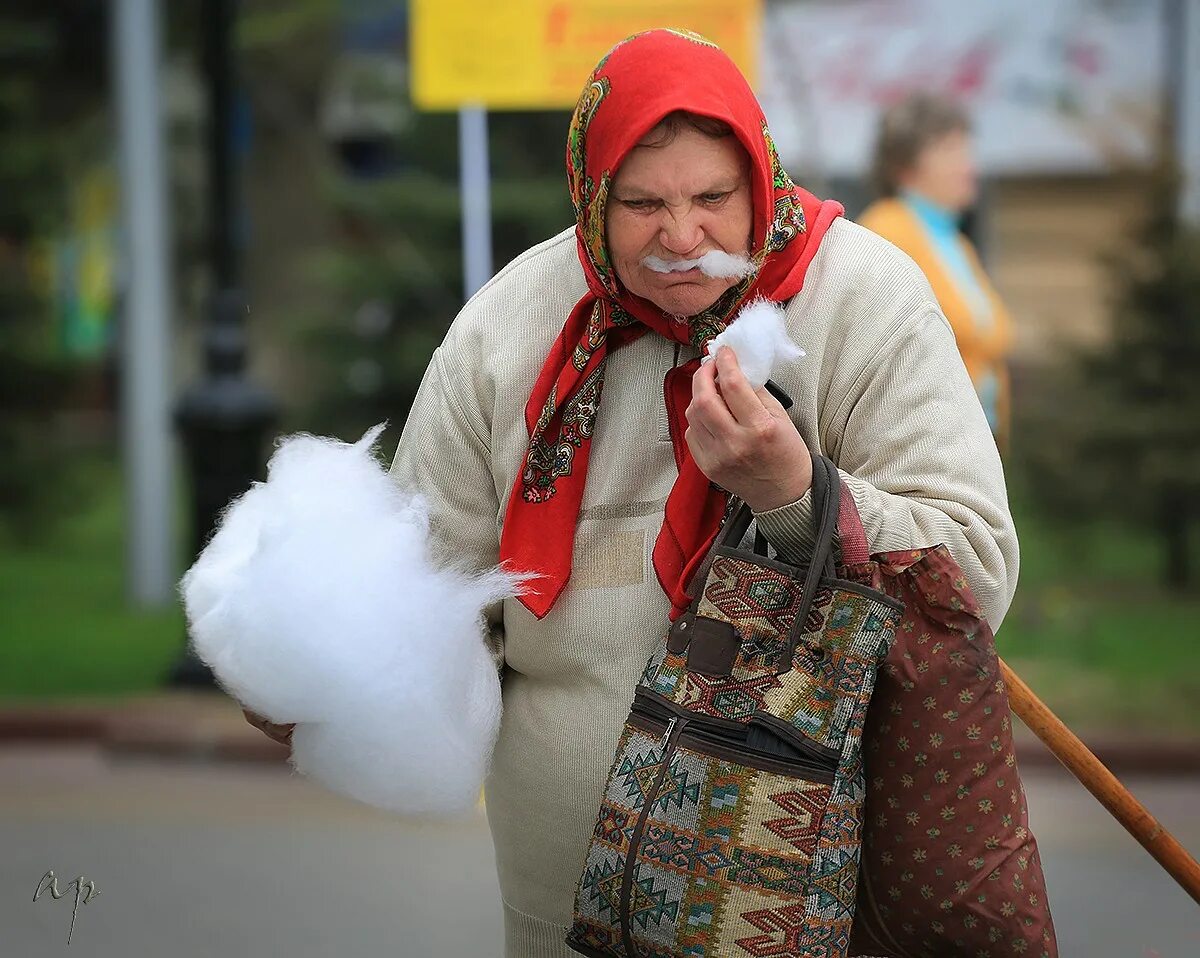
411, 0, 762, 111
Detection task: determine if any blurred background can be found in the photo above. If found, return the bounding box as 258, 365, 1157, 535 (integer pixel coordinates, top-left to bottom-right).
1, 1, 1198, 954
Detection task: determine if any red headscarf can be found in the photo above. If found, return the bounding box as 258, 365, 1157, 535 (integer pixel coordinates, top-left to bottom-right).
498, 28, 843, 621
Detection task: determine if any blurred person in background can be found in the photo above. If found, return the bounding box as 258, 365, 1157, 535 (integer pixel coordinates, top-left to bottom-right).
858, 92, 1015, 454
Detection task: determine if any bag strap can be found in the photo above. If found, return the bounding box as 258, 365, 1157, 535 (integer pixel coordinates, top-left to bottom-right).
753, 526, 769, 555
837, 483, 869, 565
776, 455, 842, 676
681, 453, 844, 619
715, 496, 756, 552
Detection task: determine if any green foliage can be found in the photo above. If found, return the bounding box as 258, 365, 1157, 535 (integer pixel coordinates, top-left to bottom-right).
998, 481, 1200, 733
1016, 166, 1200, 589
233, 2, 576, 440
293, 107, 573, 440
0, 268, 75, 542
0, 455, 185, 699
0, 3, 108, 540
237, 0, 340, 50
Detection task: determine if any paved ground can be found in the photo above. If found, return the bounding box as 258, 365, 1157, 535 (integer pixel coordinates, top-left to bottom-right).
1, 744, 502, 957
1025, 771, 1200, 957
1, 743, 1198, 957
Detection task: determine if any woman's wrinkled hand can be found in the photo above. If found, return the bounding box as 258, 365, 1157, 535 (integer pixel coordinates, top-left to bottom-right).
241, 708, 295, 747
685, 345, 813, 512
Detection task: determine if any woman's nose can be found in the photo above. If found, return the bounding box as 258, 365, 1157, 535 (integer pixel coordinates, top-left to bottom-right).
658, 212, 704, 256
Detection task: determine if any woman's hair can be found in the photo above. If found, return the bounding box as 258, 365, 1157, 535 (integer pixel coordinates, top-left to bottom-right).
870, 92, 971, 197
639, 109, 734, 148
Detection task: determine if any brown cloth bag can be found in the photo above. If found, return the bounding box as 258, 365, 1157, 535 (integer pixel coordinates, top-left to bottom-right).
834, 497, 1059, 957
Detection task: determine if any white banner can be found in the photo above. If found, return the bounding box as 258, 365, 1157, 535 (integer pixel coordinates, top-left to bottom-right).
759, 0, 1165, 176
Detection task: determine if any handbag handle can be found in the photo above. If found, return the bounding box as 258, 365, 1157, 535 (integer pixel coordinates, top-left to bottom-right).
681, 454, 842, 620
776, 455, 843, 675
715, 452, 839, 565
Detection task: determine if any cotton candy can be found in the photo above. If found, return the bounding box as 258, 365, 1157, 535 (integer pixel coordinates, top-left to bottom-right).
701, 296, 805, 388
642, 250, 757, 278
179, 422, 530, 818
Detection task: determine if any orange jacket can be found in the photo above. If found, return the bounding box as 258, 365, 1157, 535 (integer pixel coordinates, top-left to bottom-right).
857, 197, 1014, 452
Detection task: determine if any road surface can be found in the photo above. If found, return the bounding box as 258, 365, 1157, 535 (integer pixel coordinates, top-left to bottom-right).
1, 744, 1197, 956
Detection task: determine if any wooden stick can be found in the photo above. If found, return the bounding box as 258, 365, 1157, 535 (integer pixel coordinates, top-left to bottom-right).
1001, 658, 1200, 906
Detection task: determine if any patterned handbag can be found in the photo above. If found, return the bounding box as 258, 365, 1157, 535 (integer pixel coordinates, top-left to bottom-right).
566, 456, 903, 958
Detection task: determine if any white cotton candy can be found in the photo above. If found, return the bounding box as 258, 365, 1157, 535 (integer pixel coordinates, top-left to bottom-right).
642, 250, 757, 279
178, 422, 529, 818
700, 297, 805, 388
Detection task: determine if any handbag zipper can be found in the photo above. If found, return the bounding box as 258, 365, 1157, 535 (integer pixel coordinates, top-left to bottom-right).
619, 710, 689, 958
628, 691, 837, 783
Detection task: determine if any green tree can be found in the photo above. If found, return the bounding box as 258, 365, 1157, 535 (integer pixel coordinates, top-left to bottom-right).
0, 4, 108, 540
1021, 164, 1200, 589
234, 1, 574, 440
295, 108, 573, 439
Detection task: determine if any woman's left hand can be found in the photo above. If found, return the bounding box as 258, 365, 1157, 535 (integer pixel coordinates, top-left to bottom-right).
685, 345, 812, 512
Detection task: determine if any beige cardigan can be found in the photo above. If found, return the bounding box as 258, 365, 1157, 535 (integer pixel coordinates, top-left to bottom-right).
387, 218, 1018, 957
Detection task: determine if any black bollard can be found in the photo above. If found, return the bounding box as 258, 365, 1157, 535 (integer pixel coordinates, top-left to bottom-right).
168, 0, 279, 686
171, 288, 277, 686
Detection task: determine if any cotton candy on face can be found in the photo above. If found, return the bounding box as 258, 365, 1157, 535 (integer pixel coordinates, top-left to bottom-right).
700, 297, 805, 388
642, 250, 757, 279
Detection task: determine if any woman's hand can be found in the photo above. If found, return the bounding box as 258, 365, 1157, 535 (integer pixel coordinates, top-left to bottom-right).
685, 345, 812, 512
242, 708, 295, 747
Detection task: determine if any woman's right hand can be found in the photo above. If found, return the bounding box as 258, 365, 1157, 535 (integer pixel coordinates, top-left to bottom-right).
242, 708, 296, 747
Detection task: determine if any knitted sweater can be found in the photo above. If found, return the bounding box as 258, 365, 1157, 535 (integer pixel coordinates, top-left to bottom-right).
387, 218, 1018, 957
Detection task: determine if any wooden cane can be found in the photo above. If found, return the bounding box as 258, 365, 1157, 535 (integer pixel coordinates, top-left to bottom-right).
1000, 658, 1200, 906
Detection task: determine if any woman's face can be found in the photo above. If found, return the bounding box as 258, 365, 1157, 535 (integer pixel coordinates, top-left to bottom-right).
605, 125, 754, 318
899, 127, 978, 213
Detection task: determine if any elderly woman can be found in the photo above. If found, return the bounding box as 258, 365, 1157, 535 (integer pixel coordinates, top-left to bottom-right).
256, 30, 1017, 956
858, 92, 1015, 453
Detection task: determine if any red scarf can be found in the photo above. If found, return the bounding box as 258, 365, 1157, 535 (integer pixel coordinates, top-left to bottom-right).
498, 29, 843, 620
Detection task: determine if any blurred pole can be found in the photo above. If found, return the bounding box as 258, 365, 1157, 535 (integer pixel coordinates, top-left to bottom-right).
1167, 0, 1199, 589
1178, 0, 1200, 224
112, 0, 175, 607
207, 0, 237, 284
172, 0, 278, 686
458, 105, 493, 299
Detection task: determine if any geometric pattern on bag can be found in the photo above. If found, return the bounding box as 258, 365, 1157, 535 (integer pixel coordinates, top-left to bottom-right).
566, 457, 902, 958
843, 545, 1059, 958
643, 561, 897, 754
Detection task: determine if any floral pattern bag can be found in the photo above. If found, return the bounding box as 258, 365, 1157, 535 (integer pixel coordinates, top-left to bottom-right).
566, 456, 902, 958
837, 504, 1059, 957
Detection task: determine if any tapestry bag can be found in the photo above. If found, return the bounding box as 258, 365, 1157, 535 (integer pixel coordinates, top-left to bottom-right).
566, 456, 902, 958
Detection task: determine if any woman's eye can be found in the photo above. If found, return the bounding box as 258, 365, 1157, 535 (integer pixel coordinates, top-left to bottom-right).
701, 192, 729, 204
622, 199, 656, 211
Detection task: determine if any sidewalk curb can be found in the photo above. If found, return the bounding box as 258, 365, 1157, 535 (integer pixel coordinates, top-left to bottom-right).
0, 695, 290, 764
1, 696, 1197, 774
1013, 732, 1200, 776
